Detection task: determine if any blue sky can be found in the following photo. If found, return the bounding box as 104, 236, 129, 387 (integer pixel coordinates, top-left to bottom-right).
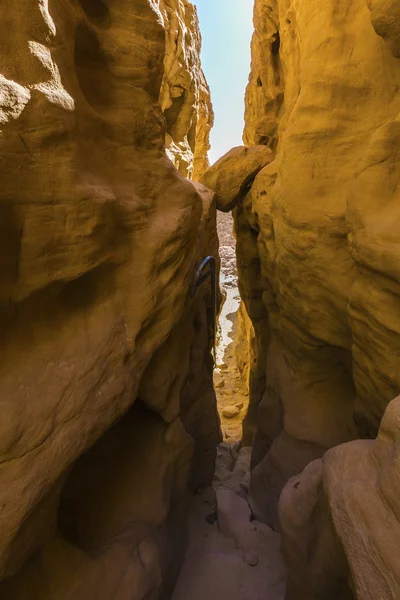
193, 0, 254, 165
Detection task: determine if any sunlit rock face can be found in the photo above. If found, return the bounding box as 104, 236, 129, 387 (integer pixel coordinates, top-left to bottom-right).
244, 0, 283, 151
201, 145, 273, 212
235, 0, 400, 591
0, 1, 220, 597
159, 0, 213, 180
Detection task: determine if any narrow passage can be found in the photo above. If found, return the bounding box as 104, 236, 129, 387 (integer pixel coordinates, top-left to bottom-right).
214, 211, 248, 442
171, 215, 286, 600
171, 443, 286, 600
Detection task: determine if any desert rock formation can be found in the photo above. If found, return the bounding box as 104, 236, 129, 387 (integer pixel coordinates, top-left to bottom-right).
201, 145, 273, 212
280, 396, 400, 599
2, 0, 400, 597
236, 0, 400, 522
0, 1, 217, 598
171, 444, 286, 600
159, 0, 213, 180
201, 0, 400, 597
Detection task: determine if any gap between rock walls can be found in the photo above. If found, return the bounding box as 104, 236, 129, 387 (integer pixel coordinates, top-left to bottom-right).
169, 202, 287, 599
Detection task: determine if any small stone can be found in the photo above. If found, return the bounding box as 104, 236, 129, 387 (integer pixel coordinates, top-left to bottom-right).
222, 406, 240, 418
235, 402, 244, 410
215, 380, 225, 389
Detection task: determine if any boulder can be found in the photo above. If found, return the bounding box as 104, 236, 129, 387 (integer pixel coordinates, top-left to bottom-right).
200, 145, 273, 212
280, 397, 400, 599
222, 405, 241, 419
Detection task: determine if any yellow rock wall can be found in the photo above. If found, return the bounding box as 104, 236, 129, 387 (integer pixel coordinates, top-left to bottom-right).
239, 0, 400, 569
159, 0, 213, 179
0, 1, 219, 597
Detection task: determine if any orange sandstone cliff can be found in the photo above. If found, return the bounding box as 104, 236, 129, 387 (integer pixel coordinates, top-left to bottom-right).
0, 1, 218, 598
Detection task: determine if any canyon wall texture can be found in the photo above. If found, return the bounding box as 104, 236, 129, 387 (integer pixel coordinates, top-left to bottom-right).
202, 0, 400, 597
0, 1, 218, 598
159, 0, 213, 180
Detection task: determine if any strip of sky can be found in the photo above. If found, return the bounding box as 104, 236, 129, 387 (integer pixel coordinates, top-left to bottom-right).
194, 0, 254, 165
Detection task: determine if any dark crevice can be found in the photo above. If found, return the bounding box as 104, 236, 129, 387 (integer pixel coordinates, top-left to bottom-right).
271, 32, 281, 86
74, 22, 114, 109
271, 33, 280, 56
58, 399, 173, 554
164, 92, 186, 139
78, 0, 111, 27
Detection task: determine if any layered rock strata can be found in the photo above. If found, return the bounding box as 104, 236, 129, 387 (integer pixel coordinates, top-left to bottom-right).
0, 1, 218, 598
159, 0, 213, 180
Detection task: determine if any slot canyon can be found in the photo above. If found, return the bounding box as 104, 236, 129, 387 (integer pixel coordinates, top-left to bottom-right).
0, 0, 399, 598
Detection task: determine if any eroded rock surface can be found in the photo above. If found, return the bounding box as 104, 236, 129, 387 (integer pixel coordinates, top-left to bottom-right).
231, 0, 400, 531
201, 0, 400, 596
201, 145, 273, 211
159, 0, 213, 179
214, 211, 248, 442
0, 1, 218, 597
280, 397, 400, 599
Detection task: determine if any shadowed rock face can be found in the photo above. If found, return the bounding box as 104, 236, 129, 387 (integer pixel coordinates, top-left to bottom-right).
368, 0, 400, 57
0, 1, 218, 597
280, 397, 400, 599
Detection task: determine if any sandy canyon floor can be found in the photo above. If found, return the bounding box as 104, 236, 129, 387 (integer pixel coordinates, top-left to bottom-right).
171, 444, 286, 600
171, 214, 286, 600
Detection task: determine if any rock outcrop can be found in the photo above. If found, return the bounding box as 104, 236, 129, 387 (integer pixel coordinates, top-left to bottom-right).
237, 0, 400, 529
201, 145, 273, 211
280, 396, 400, 599
201, 0, 400, 596
159, 0, 213, 180
0, 1, 218, 598
244, 0, 284, 151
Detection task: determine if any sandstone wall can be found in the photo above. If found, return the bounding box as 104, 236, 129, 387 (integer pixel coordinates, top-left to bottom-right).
232, 0, 400, 595
159, 0, 213, 180
239, 0, 400, 520
0, 1, 219, 598
280, 396, 400, 599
